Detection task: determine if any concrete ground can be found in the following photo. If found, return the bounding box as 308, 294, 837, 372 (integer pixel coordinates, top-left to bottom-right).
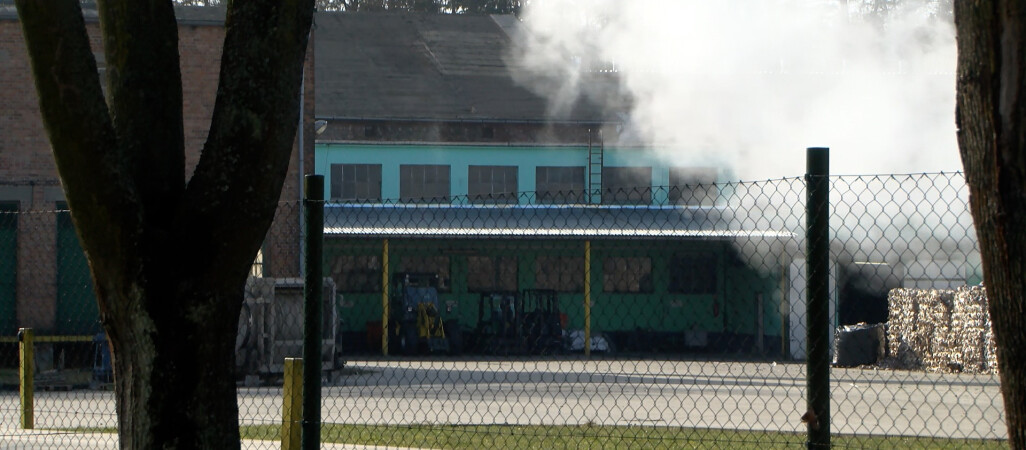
0, 358, 1007, 448
0, 428, 281, 450
0, 427, 427, 450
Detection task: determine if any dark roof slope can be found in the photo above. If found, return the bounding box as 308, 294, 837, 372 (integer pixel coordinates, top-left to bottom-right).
314, 12, 623, 123
0, 3, 225, 25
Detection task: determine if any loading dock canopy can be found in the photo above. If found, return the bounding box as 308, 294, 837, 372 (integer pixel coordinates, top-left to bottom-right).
324, 203, 793, 240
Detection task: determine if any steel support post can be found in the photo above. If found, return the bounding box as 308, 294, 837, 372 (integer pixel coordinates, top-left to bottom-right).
303, 175, 324, 450
805, 147, 831, 449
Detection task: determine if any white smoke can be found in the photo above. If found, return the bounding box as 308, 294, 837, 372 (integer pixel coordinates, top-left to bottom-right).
512, 0, 958, 179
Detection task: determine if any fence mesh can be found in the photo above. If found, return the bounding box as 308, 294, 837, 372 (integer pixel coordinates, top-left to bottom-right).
0, 172, 1007, 448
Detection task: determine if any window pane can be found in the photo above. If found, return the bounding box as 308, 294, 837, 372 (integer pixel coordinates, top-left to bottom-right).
329, 254, 382, 293
330, 164, 344, 200
668, 253, 718, 294
397, 255, 451, 291
602, 167, 652, 205
330, 164, 381, 202
467, 256, 518, 292
401, 165, 450, 203
342, 165, 356, 200
536, 166, 585, 204
469, 165, 518, 204
534, 256, 584, 292
669, 167, 717, 206
603, 256, 653, 293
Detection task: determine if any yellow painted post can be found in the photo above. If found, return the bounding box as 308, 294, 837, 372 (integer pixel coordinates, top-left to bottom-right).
19, 328, 33, 429
282, 358, 303, 450
584, 241, 591, 358
382, 239, 390, 356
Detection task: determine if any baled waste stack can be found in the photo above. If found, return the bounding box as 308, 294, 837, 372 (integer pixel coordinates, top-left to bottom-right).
950, 285, 997, 373
886, 285, 997, 373
887, 288, 953, 370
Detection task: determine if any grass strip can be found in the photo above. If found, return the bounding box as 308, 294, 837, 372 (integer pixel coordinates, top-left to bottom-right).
238, 423, 1006, 449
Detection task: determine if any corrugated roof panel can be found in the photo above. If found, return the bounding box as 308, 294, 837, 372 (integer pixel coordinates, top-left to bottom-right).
323, 204, 794, 240
314, 11, 624, 122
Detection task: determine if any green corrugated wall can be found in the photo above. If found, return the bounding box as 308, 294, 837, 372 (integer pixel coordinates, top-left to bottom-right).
325, 238, 783, 338
56, 208, 100, 335
0, 203, 17, 336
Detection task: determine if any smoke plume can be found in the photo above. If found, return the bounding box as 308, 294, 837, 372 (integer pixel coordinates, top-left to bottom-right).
512, 0, 957, 179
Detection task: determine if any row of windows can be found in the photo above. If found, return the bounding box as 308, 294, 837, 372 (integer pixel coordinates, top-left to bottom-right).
329, 164, 717, 205
329, 253, 717, 294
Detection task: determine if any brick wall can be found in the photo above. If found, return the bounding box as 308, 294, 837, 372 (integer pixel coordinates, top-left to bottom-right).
0, 10, 312, 331
265, 31, 315, 279
0, 16, 241, 205
0, 17, 65, 186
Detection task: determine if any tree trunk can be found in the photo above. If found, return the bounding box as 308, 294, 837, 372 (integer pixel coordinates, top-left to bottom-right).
15, 0, 315, 448
111, 287, 245, 449
955, 1, 1026, 446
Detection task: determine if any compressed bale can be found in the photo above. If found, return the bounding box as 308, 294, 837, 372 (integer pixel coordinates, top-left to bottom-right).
980, 323, 994, 372
886, 285, 999, 374
886, 288, 920, 369
886, 288, 955, 371
922, 290, 955, 371
952, 285, 998, 374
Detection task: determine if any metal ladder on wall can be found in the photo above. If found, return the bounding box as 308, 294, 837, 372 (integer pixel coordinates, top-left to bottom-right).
588, 131, 603, 204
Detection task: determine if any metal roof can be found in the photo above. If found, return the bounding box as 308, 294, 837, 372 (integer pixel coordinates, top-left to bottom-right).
324, 203, 794, 240
313, 12, 627, 123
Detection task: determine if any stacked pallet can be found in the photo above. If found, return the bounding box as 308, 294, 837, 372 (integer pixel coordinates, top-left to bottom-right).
886, 285, 998, 373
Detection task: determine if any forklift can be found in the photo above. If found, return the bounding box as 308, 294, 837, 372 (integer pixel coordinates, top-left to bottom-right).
474, 289, 566, 355
521, 289, 567, 355
390, 273, 454, 355
475, 291, 522, 355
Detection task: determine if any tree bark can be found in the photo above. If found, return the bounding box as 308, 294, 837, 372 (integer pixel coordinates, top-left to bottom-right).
15, 0, 314, 448
955, 1, 1026, 447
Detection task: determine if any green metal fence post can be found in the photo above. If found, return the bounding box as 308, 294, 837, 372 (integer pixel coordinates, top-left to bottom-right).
19, 327, 33, 429
805, 147, 830, 449
303, 174, 324, 450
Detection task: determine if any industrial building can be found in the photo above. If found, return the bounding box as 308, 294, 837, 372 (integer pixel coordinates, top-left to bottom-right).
312, 12, 791, 355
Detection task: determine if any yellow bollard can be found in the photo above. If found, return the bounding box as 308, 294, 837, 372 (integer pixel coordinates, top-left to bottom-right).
19, 328, 34, 429
282, 358, 303, 450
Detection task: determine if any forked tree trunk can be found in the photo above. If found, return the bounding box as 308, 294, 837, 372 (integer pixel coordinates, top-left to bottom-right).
15, 0, 314, 448
111, 287, 245, 448
955, 1, 1026, 446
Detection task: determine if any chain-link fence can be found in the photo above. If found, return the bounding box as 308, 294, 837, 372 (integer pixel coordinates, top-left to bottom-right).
0, 172, 1008, 448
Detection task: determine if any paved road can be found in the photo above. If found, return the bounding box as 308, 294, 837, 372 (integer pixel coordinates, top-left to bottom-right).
0, 429, 285, 450
297, 359, 1005, 440
1, 358, 1007, 448
0, 428, 424, 450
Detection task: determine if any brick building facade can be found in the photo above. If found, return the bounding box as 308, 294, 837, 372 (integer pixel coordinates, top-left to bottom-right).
0, 6, 314, 335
